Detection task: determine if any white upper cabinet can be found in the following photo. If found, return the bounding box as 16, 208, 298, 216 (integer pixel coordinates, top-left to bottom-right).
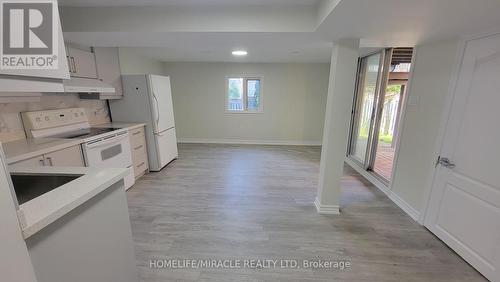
94, 47, 123, 98
66, 45, 98, 79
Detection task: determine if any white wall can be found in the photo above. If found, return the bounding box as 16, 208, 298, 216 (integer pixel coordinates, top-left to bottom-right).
118, 48, 165, 75
163, 62, 330, 144
316, 39, 359, 214
391, 38, 461, 214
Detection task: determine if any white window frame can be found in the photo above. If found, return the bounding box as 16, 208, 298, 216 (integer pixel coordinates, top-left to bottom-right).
225, 76, 264, 113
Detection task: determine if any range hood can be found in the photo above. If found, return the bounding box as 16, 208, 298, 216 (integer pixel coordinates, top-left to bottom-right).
63, 77, 115, 93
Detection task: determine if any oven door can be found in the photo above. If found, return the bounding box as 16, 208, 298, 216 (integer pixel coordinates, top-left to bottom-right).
84, 133, 132, 167
83, 133, 135, 189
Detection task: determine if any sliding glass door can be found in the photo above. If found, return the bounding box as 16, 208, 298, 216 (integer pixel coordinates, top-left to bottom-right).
348, 48, 412, 184
372, 83, 405, 180
349, 51, 385, 166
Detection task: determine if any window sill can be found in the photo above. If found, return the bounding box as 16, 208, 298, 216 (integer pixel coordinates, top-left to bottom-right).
224, 110, 264, 114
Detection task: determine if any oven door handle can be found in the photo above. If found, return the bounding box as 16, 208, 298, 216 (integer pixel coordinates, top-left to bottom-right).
85, 134, 128, 149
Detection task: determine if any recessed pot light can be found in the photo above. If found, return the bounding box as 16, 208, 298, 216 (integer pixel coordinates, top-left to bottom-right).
232, 50, 248, 56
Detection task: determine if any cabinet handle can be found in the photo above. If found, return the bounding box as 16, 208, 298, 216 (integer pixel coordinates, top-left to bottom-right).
39, 159, 45, 166
134, 145, 143, 150
132, 130, 142, 136
71, 57, 76, 73
137, 162, 145, 168
46, 157, 53, 166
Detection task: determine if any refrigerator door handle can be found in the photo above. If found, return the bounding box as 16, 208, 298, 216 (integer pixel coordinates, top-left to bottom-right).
152, 92, 160, 128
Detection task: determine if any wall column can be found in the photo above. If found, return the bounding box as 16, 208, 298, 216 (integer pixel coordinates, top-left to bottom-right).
315, 39, 359, 214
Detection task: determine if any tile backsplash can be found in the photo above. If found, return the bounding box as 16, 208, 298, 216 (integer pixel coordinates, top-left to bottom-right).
0, 94, 110, 143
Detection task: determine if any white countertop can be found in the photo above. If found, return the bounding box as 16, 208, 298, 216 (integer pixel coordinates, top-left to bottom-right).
10, 166, 129, 239
3, 123, 146, 165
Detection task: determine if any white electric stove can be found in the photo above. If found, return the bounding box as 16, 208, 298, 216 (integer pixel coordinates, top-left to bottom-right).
21, 108, 135, 190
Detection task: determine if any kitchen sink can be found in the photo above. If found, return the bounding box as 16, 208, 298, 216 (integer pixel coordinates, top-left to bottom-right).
10, 174, 83, 205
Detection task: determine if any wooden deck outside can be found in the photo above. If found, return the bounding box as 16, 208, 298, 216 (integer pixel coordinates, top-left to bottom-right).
373, 145, 395, 181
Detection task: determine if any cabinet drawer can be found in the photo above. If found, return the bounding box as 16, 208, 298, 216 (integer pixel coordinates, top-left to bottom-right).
133, 153, 148, 177
134, 163, 148, 177
128, 126, 148, 178
132, 144, 146, 163
129, 127, 145, 146
44, 145, 85, 167
9, 155, 45, 170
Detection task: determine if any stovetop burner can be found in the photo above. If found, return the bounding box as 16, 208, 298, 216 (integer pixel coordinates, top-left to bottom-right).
50, 127, 123, 139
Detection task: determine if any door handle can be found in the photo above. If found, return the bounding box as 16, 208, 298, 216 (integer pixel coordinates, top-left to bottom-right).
153, 93, 160, 126
71, 57, 76, 73
85, 134, 127, 149
436, 156, 455, 169
46, 157, 53, 166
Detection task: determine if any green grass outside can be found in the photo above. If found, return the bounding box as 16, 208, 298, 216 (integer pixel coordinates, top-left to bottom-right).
357, 127, 393, 145
379, 134, 393, 144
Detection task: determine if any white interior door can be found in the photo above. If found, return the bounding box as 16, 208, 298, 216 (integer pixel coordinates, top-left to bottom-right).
148, 75, 175, 133
424, 34, 500, 282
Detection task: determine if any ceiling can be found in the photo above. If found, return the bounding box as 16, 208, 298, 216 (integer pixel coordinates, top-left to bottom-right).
316, 0, 500, 47
58, 0, 321, 7
59, 0, 500, 63
63, 32, 332, 63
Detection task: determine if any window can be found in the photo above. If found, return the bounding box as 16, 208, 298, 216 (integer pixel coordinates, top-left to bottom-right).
226, 77, 262, 112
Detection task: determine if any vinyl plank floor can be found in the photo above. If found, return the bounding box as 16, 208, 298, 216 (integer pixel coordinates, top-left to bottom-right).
127, 144, 486, 282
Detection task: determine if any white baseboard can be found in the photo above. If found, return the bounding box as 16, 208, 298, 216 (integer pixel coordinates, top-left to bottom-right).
344, 157, 420, 222
344, 158, 390, 194
387, 192, 420, 221
177, 138, 322, 146
314, 197, 340, 215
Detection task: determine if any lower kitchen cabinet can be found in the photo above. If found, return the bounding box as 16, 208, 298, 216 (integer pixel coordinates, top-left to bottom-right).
25, 181, 139, 282
129, 127, 149, 178
9, 155, 45, 169
44, 146, 85, 167
9, 145, 85, 170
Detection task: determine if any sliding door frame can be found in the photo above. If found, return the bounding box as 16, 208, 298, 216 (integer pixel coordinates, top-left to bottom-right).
347, 58, 363, 161
367, 49, 393, 176
347, 49, 389, 170
347, 57, 366, 166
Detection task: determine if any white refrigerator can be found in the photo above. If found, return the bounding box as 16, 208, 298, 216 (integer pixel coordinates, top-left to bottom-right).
110, 74, 178, 171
